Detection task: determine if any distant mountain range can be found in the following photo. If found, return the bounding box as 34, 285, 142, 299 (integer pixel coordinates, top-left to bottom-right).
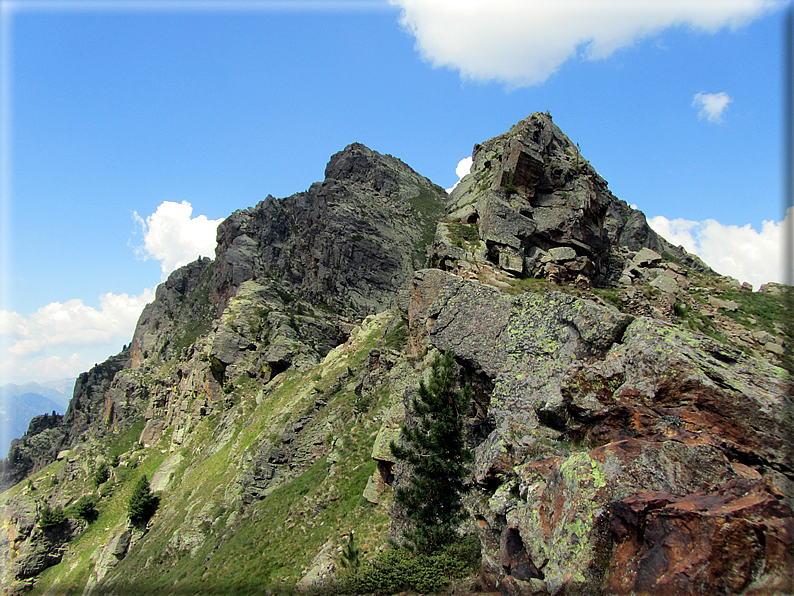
0, 379, 74, 457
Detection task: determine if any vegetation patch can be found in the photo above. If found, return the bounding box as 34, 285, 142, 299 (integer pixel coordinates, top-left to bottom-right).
381, 319, 409, 351
409, 185, 445, 266
446, 221, 479, 246
107, 419, 147, 461
330, 536, 481, 595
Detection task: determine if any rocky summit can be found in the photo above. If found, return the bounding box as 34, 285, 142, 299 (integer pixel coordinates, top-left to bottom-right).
1, 113, 791, 596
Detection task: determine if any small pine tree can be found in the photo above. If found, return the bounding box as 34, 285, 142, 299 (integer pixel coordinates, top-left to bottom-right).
503, 169, 517, 195
128, 474, 158, 523
390, 351, 473, 553
39, 503, 66, 530
75, 495, 97, 521
340, 530, 361, 571
93, 462, 109, 488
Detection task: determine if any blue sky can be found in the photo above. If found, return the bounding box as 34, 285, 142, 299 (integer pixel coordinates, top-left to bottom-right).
0, 0, 790, 386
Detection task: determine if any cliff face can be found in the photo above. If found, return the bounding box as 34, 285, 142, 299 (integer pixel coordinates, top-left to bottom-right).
403, 269, 792, 594
1, 114, 791, 596
209, 142, 445, 317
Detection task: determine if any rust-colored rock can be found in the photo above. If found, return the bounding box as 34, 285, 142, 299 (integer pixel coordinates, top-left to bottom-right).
609, 478, 794, 595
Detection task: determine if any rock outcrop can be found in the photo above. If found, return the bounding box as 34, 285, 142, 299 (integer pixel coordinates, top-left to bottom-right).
402, 268, 792, 595
435, 112, 712, 286
210, 143, 446, 317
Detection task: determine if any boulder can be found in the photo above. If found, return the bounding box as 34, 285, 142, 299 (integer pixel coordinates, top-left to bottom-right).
609, 479, 794, 595
650, 274, 679, 295
632, 247, 662, 267
547, 246, 577, 262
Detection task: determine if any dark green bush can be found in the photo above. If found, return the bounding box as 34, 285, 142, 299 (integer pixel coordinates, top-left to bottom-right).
74, 495, 97, 521
128, 475, 158, 523
39, 503, 66, 530
93, 462, 109, 488
333, 537, 480, 595
339, 531, 361, 572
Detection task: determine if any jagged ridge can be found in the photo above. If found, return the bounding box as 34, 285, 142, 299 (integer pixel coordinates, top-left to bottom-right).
1, 114, 791, 596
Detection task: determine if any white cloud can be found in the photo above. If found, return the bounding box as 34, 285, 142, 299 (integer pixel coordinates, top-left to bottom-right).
390, 0, 780, 87
693, 91, 732, 123
133, 201, 223, 281
648, 209, 792, 289
446, 156, 474, 193
0, 354, 85, 386
0, 288, 155, 384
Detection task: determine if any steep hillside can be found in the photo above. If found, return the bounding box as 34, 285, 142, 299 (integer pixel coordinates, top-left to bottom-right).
1, 114, 791, 596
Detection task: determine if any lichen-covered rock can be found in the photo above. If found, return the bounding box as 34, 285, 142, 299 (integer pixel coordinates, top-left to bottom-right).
0, 494, 85, 594
401, 268, 792, 595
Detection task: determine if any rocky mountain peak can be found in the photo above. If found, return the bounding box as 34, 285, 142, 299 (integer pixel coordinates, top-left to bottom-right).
436, 112, 710, 288
323, 141, 443, 198
208, 143, 446, 318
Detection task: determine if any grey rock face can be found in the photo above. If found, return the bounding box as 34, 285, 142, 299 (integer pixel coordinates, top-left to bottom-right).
1, 351, 130, 490
209, 143, 446, 317
130, 256, 215, 367
439, 113, 713, 285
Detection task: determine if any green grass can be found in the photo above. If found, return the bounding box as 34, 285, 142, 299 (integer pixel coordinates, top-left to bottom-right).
107, 419, 147, 460
30, 433, 173, 595
173, 318, 213, 351
444, 221, 480, 249
721, 287, 788, 333
382, 319, 409, 351
408, 185, 445, 267
26, 314, 398, 596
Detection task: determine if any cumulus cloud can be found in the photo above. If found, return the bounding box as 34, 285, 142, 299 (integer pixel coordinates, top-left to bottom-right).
0, 289, 155, 357
693, 91, 732, 123
0, 289, 155, 384
648, 209, 792, 289
133, 201, 223, 281
390, 0, 780, 86
446, 156, 474, 193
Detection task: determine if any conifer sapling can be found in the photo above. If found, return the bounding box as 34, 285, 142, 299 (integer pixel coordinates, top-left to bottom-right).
128, 474, 158, 523
390, 350, 473, 553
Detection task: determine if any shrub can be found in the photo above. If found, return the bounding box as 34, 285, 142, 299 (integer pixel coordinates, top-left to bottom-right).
93, 462, 109, 488
39, 503, 66, 530
334, 538, 480, 595
503, 170, 517, 195
74, 495, 97, 521
128, 474, 158, 523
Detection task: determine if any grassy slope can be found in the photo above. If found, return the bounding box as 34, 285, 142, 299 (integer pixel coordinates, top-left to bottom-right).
18, 313, 397, 596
